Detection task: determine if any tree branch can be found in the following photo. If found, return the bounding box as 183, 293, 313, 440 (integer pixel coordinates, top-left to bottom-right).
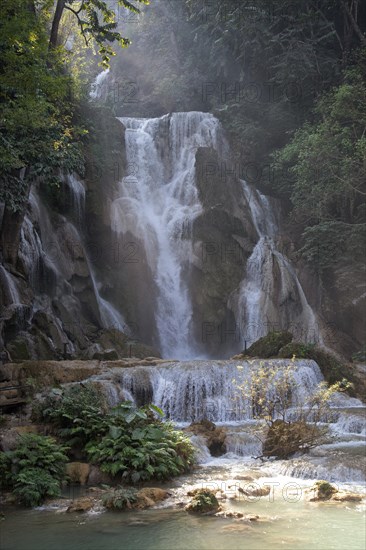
341, 0, 366, 46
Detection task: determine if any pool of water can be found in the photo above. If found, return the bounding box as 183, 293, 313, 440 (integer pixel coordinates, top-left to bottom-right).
1, 466, 365, 550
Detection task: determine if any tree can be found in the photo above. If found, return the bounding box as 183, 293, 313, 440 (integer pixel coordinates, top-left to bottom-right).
272, 59, 366, 272
235, 359, 349, 459
49, 0, 150, 67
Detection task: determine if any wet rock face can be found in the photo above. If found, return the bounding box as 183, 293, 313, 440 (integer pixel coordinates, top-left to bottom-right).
191, 147, 253, 358
186, 419, 227, 457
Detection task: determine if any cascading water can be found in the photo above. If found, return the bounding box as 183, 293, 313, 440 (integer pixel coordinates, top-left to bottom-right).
89, 357, 365, 481
65, 173, 85, 227
95, 358, 324, 423
0, 265, 21, 305
112, 112, 223, 358
89, 69, 110, 100
86, 256, 128, 333
231, 180, 322, 347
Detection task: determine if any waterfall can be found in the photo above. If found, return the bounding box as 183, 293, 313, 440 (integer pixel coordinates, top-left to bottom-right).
65, 174, 85, 227
112, 112, 223, 358
232, 181, 322, 346
89, 357, 365, 481
86, 256, 129, 333
89, 69, 110, 100
0, 265, 21, 305
94, 358, 325, 422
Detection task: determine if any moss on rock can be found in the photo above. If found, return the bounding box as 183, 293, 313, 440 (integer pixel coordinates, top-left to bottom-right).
185, 489, 220, 514
244, 331, 293, 358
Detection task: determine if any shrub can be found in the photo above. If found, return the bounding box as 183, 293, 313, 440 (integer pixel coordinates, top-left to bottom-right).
278, 343, 356, 395
235, 359, 349, 459
86, 417, 195, 483
38, 387, 196, 483
314, 480, 337, 500
185, 490, 219, 514
37, 384, 109, 448
102, 487, 138, 510
0, 434, 68, 506
278, 342, 316, 359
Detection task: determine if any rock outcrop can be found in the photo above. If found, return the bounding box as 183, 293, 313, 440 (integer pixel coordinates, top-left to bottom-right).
185, 419, 227, 457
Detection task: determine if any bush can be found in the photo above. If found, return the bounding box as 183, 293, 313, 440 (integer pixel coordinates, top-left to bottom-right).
314, 480, 337, 500
185, 490, 219, 514
37, 384, 109, 447
0, 434, 68, 506
236, 359, 348, 459
102, 487, 138, 510
278, 342, 316, 359
38, 386, 195, 483
86, 407, 195, 482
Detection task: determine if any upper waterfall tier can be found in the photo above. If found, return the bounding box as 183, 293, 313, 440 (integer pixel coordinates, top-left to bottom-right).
112, 112, 226, 359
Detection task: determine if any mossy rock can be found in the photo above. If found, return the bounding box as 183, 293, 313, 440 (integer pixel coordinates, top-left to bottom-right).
313, 481, 337, 500
278, 342, 316, 359
244, 331, 293, 358
6, 337, 32, 362
185, 489, 220, 514
279, 343, 358, 397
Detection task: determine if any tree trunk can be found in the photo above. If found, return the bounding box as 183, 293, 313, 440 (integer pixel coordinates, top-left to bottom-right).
341, 0, 366, 47
49, 0, 66, 50
0, 170, 31, 268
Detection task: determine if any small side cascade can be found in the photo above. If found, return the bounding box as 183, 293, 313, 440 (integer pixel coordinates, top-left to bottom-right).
232, 181, 323, 347
0, 265, 21, 306
65, 174, 86, 227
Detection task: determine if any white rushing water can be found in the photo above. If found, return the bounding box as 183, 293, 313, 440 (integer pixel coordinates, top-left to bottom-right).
90, 358, 365, 483
112, 112, 224, 358
0, 265, 21, 305
89, 69, 110, 100
65, 173, 85, 227
233, 181, 322, 347
96, 358, 324, 422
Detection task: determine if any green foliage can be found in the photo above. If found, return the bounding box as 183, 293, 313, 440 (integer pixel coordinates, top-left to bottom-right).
86, 415, 194, 483
314, 480, 337, 500
352, 345, 366, 362
0, 0, 85, 212
272, 63, 366, 271
37, 383, 109, 447
60, 1, 151, 69
12, 468, 62, 508
278, 343, 357, 393
0, 434, 68, 507
37, 385, 195, 482
278, 342, 316, 359
102, 486, 138, 510
185, 489, 219, 514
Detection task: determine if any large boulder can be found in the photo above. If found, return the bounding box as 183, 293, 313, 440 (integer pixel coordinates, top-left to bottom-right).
243, 331, 293, 358
67, 497, 94, 513
66, 462, 90, 485
186, 419, 227, 457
